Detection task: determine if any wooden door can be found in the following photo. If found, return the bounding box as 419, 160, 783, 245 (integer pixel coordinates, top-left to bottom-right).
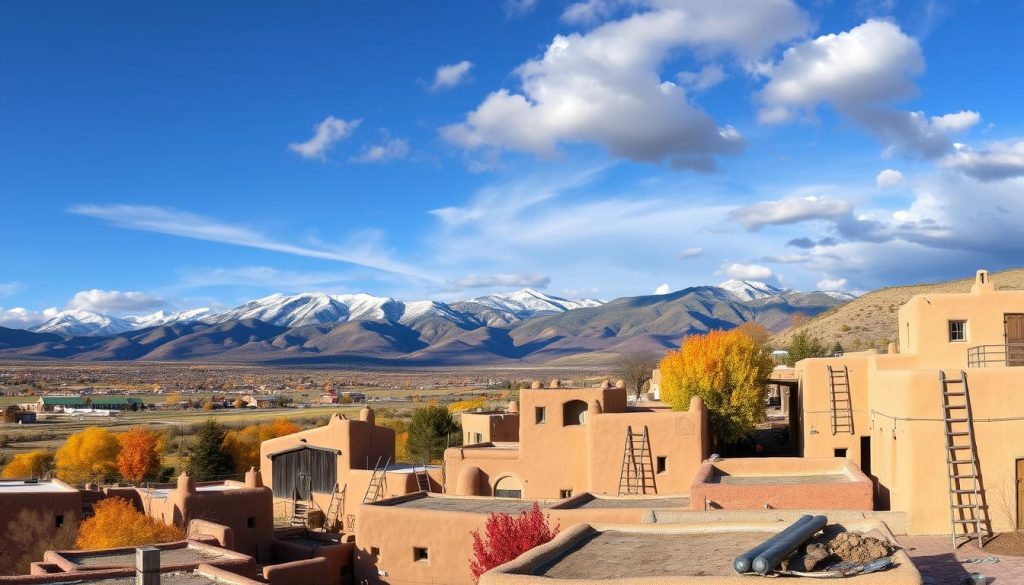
1005, 314, 1024, 366
1018, 458, 1024, 530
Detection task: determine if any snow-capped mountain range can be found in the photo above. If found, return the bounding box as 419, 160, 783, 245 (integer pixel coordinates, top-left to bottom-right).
25, 281, 851, 337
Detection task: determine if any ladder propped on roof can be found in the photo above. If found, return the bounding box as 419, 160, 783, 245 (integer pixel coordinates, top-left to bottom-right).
322, 483, 345, 532
363, 456, 390, 503
414, 461, 432, 493
828, 365, 855, 435
940, 370, 988, 549
618, 425, 657, 496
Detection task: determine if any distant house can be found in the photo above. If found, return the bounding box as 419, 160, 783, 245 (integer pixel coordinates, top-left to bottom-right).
340, 392, 366, 403
242, 395, 280, 408
34, 395, 145, 412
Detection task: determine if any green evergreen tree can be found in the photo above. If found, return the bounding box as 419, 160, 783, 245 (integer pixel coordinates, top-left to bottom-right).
786, 331, 829, 366
831, 341, 845, 356
407, 405, 461, 463
184, 419, 234, 481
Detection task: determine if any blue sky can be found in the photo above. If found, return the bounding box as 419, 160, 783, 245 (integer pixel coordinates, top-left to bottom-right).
2, 0, 1024, 325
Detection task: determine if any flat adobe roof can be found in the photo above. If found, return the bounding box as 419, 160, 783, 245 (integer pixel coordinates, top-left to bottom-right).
375, 495, 550, 514
0, 479, 77, 494
20, 571, 248, 585
557, 494, 690, 509
710, 473, 853, 485
67, 545, 228, 568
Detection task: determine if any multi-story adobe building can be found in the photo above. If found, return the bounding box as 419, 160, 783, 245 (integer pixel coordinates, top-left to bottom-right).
789, 269, 1024, 540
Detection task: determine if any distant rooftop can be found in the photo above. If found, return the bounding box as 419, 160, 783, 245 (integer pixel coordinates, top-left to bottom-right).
0, 479, 76, 494
374, 494, 550, 514
20, 571, 250, 585
555, 494, 690, 510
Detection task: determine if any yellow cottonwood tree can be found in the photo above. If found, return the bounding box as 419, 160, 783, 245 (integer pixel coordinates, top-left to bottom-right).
1, 450, 54, 479
221, 418, 299, 472
75, 497, 182, 550
55, 427, 121, 484
659, 329, 775, 444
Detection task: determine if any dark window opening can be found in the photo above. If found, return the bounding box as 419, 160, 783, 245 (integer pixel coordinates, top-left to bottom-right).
247, 516, 255, 529
414, 547, 429, 562
562, 400, 588, 426
495, 489, 522, 498
55, 515, 64, 528
834, 448, 848, 458
535, 407, 546, 424
560, 489, 573, 499
860, 436, 871, 476
949, 320, 967, 342
474, 432, 483, 444
656, 456, 667, 474
371, 547, 380, 558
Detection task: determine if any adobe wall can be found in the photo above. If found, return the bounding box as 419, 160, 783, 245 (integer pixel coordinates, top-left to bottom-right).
0, 480, 81, 573
796, 354, 874, 468
688, 457, 873, 511
461, 412, 520, 444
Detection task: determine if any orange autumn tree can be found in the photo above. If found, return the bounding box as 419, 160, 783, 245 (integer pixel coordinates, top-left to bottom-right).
221, 418, 299, 472
659, 329, 775, 444
55, 427, 121, 484
116, 427, 164, 484
1, 450, 54, 479
75, 497, 182, 550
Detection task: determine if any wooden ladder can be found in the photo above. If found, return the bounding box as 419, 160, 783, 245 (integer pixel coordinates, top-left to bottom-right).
290, 475, 313, 528
941, 370, 988, 549
414, 461, 432, 493
322, 483, 346, 532
828, 365, 855, 435
362, 456, 390, 503
617, 425, 657, 495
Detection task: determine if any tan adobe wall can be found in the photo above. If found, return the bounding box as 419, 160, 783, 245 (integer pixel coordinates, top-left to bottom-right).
461, 411, 520, 444
796, 354, 874, 468
444, 388, 708, 500
689, 457, 873, 511
897, 274, 1024, 369
0, 480, 81, 573
41, 539, 257, 575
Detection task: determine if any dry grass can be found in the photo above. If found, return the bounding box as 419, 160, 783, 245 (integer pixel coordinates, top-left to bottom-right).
769, 268, 1024, 350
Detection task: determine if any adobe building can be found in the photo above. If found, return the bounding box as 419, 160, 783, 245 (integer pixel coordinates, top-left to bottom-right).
788, 269, 1024, 540
444, 380, 711, 499
260, 408, 441, 529
0, 479, 81, 573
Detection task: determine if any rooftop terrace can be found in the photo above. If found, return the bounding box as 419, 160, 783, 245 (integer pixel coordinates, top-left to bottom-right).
0, 479, 76, 493
373, 494, 551, 514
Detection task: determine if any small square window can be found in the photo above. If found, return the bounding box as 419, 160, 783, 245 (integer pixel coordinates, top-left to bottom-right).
414, 547, 429, 562
535, 407, 546, 424
656, 456, 667, 474
560, 489, 573, 499
55, 515, 64, 528
247, 517, 255, 529
949, 320, 967, 342
474, 432, 483, 444
835, 448, 848, 458
370, 547, 380, 558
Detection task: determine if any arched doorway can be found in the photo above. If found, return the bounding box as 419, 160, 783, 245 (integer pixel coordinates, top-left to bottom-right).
494, 475, 524, 498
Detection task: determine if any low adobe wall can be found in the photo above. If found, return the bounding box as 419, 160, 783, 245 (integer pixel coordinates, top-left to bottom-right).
479, 519, 920, 585
42, 539, 257, 575
272, 530, 354, 584
689, 457, 873, 511
0, 564, 263, 584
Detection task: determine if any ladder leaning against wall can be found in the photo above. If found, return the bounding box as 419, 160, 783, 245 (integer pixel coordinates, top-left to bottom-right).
617, 425, 657, 496
362, 456, 391, 503
940, 370, 988, 549
827, 365, 855, 435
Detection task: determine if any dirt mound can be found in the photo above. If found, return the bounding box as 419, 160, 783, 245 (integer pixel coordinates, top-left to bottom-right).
828, 532, 893, 564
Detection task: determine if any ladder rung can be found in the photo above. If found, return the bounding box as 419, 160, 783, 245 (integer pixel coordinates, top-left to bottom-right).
951, 474, 977, 479
951, 504, 979, 509
948, 459, 976, 464
944, 392, 965, 396
946, 418, 969, 423
948, 445, 972, 450
952, 518, 981, 524
944, 404, 966, 409
946, 432, 969, 436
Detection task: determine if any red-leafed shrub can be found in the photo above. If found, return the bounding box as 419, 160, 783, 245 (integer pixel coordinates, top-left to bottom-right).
469, 503, 558, 583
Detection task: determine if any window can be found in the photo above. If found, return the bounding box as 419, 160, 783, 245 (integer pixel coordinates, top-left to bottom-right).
247, 517, 255, 529
371, 547, 380, 558
562, 400, 588, 426
414, 547, 429, 562
495, 476, 524, 499
560, 489, 573, 499
834, 448, 848, 458
473, 432, 483, 444
656, 456, 667, 474
55, 515, 64, 528
860, 436, 872, 476
949, 320, 967, 342
535, 406, 546, 424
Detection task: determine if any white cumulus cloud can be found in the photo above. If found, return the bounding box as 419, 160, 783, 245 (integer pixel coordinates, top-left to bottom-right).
759, 19, 974, 159
288, 116, 360, 160
443, 0, 809, 170
67, 289, 165, 314
654, 283, 671, 295
678, 247, 703, 259
430, 61, 474, 92
0, 307, 59, 329
876, 169, 904, 188
942, 140, 1024, 182
816, 278, 848, 291
723, 263, 773, 280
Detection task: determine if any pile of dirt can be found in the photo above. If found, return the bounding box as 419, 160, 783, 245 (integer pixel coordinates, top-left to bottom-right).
784, 529, 894, 572
984, 532, 1024, 556
829, 532, 893, 563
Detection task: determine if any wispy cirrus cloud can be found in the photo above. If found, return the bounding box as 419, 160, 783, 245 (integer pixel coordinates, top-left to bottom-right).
445, 273, 550, 291
69, 204, 435, 281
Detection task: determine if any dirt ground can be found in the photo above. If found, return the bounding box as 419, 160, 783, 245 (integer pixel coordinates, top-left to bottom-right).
981, 531, 1024, 556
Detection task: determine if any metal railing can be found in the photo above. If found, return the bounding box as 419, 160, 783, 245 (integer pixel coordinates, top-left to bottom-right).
966, 343, 1024, 367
